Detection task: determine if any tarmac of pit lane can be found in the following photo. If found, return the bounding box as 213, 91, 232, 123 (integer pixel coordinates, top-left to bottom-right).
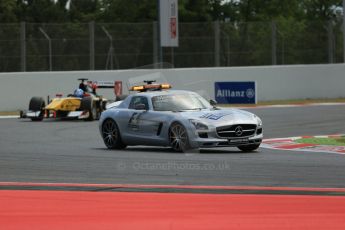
1, 104, 345, 188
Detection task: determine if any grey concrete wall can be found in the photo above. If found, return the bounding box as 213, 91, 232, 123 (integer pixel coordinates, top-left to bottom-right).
1, 64, 345, 111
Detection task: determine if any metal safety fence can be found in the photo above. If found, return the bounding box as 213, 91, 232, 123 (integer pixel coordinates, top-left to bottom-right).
0, 20, 343, 72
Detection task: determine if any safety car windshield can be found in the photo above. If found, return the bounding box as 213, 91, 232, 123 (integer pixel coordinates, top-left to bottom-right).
152, 93, 211, 111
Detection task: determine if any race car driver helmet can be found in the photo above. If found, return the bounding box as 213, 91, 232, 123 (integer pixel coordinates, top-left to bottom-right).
74, 88, 84, 98
79, 80, 87, 92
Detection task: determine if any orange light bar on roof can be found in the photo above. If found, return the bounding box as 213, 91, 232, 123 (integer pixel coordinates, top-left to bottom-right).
160, 84, 171, 89
144, 84, 160, 90
130, 85, 144, 91
130, 83, 172, 92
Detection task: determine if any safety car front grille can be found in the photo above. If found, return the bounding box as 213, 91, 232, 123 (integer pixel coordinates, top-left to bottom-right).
216, 124, 257, 138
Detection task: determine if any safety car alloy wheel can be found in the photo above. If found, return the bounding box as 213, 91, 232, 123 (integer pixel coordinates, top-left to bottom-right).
169, 123, 190, 152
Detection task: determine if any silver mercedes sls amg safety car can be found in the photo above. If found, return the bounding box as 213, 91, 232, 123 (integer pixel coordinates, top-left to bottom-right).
99, 82, 263, 152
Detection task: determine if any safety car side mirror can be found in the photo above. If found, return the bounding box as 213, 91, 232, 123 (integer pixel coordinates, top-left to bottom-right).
210, 99, 217, 106
134, 103, 147, 110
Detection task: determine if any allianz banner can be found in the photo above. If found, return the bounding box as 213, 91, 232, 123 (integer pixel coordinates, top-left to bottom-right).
215, 82, 256, 104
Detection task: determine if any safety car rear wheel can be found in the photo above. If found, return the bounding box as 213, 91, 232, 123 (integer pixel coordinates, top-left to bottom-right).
237, 144, 260, 152
29, 97, 45, 121
169, 122, 192, 152
101, 119, 126, 149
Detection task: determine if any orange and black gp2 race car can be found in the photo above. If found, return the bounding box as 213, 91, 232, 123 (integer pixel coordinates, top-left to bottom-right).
20, 78, 115, 121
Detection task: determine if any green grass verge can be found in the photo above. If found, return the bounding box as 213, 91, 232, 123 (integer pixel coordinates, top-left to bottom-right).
296, 137, 345, 146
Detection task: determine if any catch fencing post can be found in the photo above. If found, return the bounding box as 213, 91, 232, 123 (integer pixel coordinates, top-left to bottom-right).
153, 21, 159, 68
214, 20, 220, 67
39, 27, 52, 71
327, 21, 334, 63
271, 21, 277, 65
20, 22, 26, 72
89, 21, 95, 70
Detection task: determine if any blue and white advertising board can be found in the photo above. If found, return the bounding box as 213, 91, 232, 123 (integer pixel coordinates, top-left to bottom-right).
215, 82, 257, 104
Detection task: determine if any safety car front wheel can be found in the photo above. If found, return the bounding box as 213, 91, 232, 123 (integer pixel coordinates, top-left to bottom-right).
169, 122, 193, 152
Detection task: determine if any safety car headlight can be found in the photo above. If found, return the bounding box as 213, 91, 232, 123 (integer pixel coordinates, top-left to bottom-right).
254, 115, 262, 127
189, 119, 209, 131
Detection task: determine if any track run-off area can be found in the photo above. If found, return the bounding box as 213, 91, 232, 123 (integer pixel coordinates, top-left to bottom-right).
1, 103, 345, 229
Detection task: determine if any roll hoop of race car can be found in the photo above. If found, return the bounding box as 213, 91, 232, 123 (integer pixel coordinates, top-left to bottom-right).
99, 81, 263, 152
21, 79, 108, 121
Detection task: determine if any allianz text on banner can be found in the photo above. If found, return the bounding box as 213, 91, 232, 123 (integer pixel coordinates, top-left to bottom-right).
215, 82, 257, 104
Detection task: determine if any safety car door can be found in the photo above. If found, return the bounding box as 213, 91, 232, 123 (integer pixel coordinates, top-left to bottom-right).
127, 96, 163, 141
127, 96, 148, 134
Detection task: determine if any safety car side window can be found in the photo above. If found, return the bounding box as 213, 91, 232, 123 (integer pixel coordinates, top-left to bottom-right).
128, 96, 149, 110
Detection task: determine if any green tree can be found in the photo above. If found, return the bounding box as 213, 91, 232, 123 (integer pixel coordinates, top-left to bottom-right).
99, 0, 156, 22
69, 0, 100, 22
0, 0, 18, 22
302, 0, 342, 21
16, 0, 68, 22
179, 0, 212, 21
225, 0, 301, 22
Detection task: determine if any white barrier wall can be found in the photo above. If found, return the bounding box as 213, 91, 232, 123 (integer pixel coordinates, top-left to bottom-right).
1, 64, 345, 111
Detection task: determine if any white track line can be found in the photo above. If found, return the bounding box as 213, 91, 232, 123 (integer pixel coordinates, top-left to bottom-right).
0, 115, 19, 119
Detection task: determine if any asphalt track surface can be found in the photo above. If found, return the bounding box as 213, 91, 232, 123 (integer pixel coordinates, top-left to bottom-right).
1, 104, 345, 188
2, 105, 345, 230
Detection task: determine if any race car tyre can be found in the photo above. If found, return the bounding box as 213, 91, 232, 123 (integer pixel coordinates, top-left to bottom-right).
101, 100, 107, 111
101, 119, 127, 149
237, 144, 260, 152
80, 96, 98, 121
169, 122, 193, 153
90, 106, 98, 120
28, 97, 45, 121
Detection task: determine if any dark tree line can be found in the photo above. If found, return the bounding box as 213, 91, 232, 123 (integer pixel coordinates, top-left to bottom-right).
0, 0, 342, 23
0, 0, 343, 71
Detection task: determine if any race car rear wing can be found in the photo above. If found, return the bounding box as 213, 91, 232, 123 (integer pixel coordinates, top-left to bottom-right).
87, 80, 123, 97
89, 81, 114, 89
